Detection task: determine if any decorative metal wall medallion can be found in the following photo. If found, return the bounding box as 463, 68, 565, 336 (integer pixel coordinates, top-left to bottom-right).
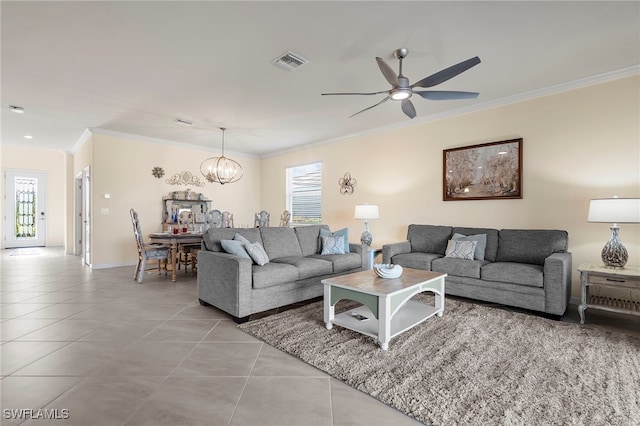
339, 172, 357, 195
165, 171, 205, 187
151, 166, 165, 179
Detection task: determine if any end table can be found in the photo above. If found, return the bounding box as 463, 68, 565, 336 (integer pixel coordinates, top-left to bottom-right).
577, 263, 640, 324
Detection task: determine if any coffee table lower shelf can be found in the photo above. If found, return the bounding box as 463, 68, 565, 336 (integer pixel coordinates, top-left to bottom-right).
332, 300, 441, 342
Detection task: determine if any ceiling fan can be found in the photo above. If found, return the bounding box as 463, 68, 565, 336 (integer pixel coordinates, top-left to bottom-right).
322, 48, 481, 119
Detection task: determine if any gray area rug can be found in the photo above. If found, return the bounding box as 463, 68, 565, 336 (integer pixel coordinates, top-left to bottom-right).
239, 294, 640, 425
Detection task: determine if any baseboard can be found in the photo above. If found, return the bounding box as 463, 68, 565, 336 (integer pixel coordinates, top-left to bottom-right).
90, 261, 137, 270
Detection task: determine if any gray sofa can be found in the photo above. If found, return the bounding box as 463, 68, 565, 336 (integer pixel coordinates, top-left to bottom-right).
382, 225, 572, 316
197, 225, 366, 322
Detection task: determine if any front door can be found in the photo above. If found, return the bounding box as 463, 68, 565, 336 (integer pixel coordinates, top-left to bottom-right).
3, 170, 47, 248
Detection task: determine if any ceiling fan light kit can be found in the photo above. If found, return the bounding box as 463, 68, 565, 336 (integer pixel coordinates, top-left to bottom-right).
322, 48, 481, 119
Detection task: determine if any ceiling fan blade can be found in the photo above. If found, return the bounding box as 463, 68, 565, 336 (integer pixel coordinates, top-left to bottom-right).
376, 57, 399, 87
415, 90, 479, 100
322, 90, 389, 96
401, 99, 416, 119
349, 96, 390, 118
411, 56, 481, 88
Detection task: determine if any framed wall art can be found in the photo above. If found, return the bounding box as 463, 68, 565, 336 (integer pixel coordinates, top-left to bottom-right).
443, 138, 522, 201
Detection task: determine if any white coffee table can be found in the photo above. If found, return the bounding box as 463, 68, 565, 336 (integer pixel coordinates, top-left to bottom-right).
322, 268, 446, 350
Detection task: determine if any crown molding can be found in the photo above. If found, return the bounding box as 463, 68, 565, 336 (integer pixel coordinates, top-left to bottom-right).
262, 65, 640, 159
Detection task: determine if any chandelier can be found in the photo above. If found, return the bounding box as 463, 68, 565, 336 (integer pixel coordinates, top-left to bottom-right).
200, 127, 243, 185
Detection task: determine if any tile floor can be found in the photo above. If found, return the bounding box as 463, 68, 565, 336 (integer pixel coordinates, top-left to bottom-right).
1, 248, 420, 426
2, 248, 638, 425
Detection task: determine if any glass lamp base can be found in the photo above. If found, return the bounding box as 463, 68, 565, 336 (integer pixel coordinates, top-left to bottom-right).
601, 226, 628, 268
360, 230, 372, 246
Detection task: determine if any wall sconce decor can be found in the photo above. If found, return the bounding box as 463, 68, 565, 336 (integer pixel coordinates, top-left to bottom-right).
166, 171, 205, 187
151, 166, 165, 179
339, 172, 357, 195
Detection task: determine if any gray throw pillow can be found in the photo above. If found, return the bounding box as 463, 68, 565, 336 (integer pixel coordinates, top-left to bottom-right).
319, 227, 350, 253
445, 240, 477, 261
245, 242, 270, 266
452, 233, 487, 261
321, 235, 346, 255
220, 239, 251, 259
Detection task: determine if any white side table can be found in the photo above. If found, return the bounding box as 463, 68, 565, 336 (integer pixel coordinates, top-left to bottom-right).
366, 247, 382, 270
577, 263, 640, 324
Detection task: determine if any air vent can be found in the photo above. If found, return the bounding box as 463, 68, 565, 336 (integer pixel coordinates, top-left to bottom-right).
173, 118, 193, 127
272, 51, 309, 71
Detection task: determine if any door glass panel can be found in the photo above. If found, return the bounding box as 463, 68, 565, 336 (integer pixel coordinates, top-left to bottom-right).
15, 177, 37, 240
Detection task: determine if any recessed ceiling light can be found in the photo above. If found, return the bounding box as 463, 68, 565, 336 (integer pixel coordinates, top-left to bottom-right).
9, 105, 24, 114
24, 135, 33, 139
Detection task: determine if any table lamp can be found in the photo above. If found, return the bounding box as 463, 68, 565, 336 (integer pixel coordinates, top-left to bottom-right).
355, 204, 379, 246
588, 197, 640, 268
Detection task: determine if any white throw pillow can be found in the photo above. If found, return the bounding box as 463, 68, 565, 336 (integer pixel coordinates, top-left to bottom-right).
321, 235, 346, 255
445, 239, 477, 261
245, 242, 270, 266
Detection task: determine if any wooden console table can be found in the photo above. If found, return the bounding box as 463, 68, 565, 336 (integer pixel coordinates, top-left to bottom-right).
577, 263, 640, 324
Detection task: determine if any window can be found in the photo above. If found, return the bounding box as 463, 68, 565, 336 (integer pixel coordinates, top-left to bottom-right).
286, 162, 322, 224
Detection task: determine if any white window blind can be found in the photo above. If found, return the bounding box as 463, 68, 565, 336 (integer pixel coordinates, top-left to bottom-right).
286, 162, 322, 224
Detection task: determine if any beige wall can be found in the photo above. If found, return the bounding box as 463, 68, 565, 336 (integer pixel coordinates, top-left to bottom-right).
86, 133, 261, 267
260, 76, 640, 298
2, 76, 638, 300
1, 144, 68, 247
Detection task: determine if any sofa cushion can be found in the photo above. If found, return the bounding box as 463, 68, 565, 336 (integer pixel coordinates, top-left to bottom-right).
271, 256, 333, 279
452, 227, 499, 262
202, 228, 262, 252
320, 227, 350, 253
444, 240, 477, 260
308, 253, 362, 273
260, 227, 303, 259
245, 242, 270, 266
252, 263, 299, 289
481, 262, 544, 288
496, 230, 568, 265
294, 225, 330, 256
392, 252, 442, 270
431, 257, 488, 279
320, 235, 345, 255
407, 224, 452, 255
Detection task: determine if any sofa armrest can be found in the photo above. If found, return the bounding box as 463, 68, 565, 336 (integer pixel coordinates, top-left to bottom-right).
349, 243, 367, 271
197, 250, 254, 318
382, 241, 412, 264
543, 252, 572, 316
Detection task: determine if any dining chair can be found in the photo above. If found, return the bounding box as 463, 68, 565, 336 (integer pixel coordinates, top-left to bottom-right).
222, 211, 234, 228
279, 210, 291, 227
208, 209, 223, 229
254, 210, 270, 227
130, 208, 171, 284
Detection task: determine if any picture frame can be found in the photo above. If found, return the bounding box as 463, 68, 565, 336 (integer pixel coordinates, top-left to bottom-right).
443, 138, 522, 201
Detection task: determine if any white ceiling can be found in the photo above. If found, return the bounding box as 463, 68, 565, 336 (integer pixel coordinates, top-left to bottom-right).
2, 1, 639, 157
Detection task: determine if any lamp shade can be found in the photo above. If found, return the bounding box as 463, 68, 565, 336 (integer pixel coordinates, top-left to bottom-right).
588, 198, 640, 223
354, 204, 379, 220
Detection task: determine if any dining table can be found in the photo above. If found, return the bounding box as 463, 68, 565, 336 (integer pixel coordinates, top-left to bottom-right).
149, 232, 203, 282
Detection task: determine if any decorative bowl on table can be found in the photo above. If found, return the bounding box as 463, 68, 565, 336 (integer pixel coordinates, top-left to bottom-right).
373, 263, 403, 279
